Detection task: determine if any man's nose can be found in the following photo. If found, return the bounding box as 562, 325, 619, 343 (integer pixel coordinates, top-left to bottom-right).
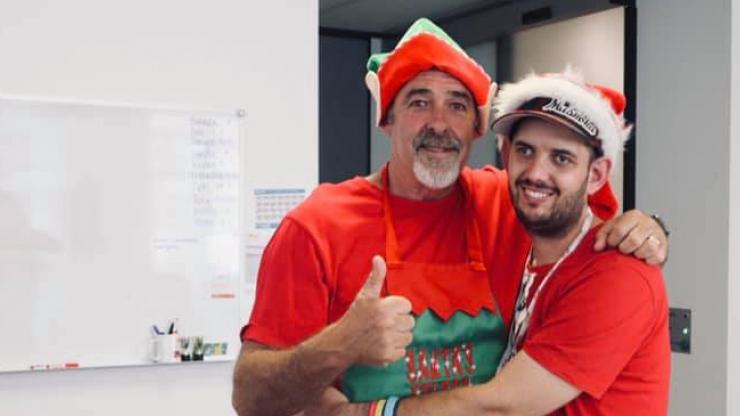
427, 105, 450, 133
522, 155, 551, 182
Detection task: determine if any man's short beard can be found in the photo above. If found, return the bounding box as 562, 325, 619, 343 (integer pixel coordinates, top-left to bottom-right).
511, 177, 588, 239
412, 127, 463, 189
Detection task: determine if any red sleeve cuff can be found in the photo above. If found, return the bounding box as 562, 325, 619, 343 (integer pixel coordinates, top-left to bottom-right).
240, 322, 295, 349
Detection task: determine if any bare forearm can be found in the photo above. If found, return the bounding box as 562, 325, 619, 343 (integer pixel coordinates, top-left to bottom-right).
397, 352, 579, 416
303, 387, 370, 416
232, 324, 353, 416
322, 385, 511, 416
396, 384, 511, 416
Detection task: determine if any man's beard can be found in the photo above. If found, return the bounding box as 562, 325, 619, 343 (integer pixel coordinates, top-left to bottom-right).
510, 176, 588, 239
412, 127, 463, 189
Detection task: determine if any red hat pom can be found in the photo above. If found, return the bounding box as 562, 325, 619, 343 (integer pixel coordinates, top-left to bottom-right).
588, 84, 626, 115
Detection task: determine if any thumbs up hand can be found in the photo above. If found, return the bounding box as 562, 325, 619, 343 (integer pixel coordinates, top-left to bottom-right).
336, 255, 415, 367
357, 255, 387, 298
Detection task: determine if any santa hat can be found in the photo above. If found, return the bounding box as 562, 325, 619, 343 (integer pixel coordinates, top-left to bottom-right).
365, 18, 495, 137
492, 67, 632, 162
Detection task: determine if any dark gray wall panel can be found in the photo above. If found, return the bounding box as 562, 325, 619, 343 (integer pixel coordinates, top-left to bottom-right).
319, 34, 370, 183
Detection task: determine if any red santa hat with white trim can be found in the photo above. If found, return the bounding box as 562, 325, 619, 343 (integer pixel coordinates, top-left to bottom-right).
365, 18, 495, 137
492, 67, 632, 163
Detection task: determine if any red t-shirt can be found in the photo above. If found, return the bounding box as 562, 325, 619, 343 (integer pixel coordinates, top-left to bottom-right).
244, 168, 484, 347
242, 166, 619, 347
522, 226, 670, 415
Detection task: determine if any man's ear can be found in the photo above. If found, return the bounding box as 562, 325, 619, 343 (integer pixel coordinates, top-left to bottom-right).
587, 156, 613, 196
476, 82, 498, 136
380, 118, 393, 137
380, 105, 396, 138
499, 135, 511, 168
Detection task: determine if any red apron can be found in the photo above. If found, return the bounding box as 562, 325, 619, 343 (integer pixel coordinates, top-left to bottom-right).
341, 166, 507, 401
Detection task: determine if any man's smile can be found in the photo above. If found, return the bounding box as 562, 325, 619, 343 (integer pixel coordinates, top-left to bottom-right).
517, 180, 559, 207
417, 143, 460, 154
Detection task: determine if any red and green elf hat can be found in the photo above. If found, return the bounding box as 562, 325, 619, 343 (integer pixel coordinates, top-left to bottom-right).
365, 18, 495, 137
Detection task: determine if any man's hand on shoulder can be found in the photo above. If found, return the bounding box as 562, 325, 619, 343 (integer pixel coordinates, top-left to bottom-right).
593, 209, 668, 265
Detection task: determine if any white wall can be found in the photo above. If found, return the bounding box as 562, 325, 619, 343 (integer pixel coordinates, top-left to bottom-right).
728, 1, 740, 413
507, 6, 625, 206
636, 0, 731, 414
0, 0, 318, 415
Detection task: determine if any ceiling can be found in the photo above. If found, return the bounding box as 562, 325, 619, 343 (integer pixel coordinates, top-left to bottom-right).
319, 0, 520, 35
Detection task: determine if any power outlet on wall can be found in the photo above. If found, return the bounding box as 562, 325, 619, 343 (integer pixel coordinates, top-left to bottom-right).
669, 307, 691, 354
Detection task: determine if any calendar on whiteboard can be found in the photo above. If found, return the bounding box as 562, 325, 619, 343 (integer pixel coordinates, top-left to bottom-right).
253, 188, 306, 229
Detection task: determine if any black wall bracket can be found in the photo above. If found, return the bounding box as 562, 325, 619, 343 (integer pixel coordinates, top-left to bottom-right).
669, 307, 691, 354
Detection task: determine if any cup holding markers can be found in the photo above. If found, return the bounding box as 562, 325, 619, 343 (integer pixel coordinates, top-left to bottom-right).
151, 333, 180, 363
150, 320, 181, 363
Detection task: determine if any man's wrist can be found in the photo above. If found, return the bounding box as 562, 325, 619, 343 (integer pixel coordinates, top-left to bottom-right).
368, 397, 401, 416
296, 322, 356, 373
650, 214, 670, 238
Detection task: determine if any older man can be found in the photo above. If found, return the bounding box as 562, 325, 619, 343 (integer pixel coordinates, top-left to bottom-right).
232, 19, 668, 416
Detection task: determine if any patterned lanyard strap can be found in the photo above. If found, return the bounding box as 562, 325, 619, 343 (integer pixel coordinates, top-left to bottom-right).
497, 209, 594, 373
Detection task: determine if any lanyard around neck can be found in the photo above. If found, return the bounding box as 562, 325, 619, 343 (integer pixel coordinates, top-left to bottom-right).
523, 209, 594, 319
497, 209, 594, 372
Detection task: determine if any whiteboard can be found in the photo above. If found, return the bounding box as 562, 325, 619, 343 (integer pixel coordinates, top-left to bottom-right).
0, 96, 245, 372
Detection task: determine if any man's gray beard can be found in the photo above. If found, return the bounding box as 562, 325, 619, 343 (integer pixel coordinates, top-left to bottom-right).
413, 153, 461, 189
411, 128, 463, 189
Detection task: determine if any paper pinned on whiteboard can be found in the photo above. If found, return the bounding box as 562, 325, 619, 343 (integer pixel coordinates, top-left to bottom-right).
241, 230, 272, 319
244, 231, 270, 288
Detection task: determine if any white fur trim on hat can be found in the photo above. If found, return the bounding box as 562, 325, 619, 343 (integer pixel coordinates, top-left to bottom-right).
493, 67, 631, 162
365, 71, 382, 126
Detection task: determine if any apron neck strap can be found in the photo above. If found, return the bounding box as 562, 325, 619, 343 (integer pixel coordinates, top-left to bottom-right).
381, 164, 403, 267
381, 164, 485, 270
